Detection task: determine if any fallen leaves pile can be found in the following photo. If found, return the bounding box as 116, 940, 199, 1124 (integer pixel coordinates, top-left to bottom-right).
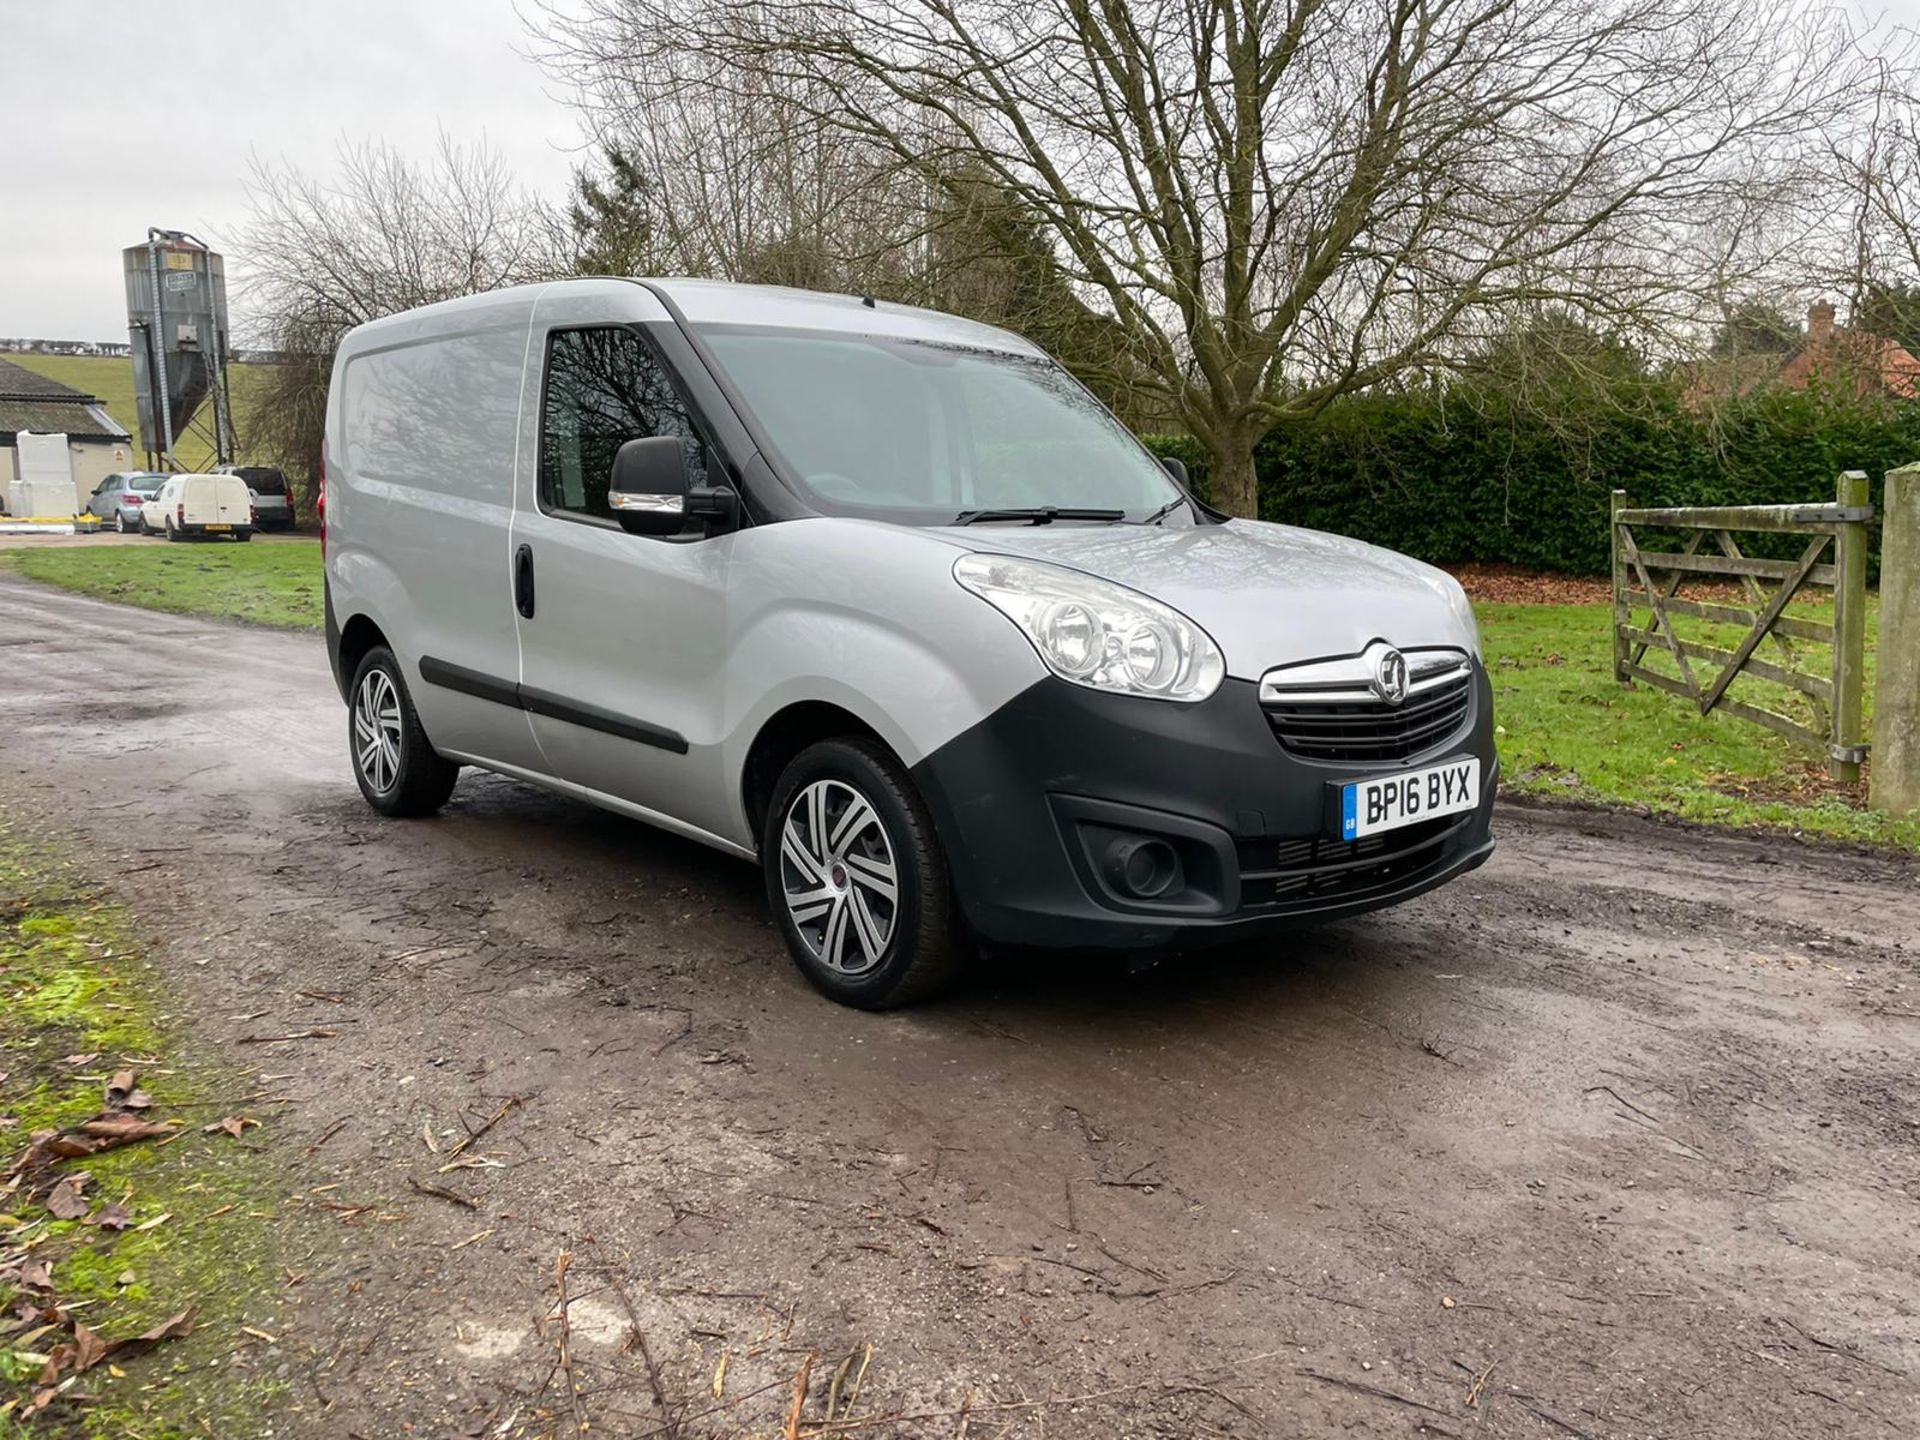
0, 1064, 197, 1422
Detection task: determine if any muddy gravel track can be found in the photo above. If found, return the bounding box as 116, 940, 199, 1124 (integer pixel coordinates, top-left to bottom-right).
1, 571, 1916, 1439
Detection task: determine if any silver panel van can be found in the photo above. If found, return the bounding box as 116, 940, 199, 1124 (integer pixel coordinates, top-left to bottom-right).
323, 279, 1495, 1006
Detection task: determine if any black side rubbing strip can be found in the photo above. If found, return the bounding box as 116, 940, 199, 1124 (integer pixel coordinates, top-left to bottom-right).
519, 685, 690, 755
416, 656, 688, 756
418, 656, 520, 710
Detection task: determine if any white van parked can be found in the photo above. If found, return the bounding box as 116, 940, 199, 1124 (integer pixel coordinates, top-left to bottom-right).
324, 279, 1495, 1007
141, 473, 256, 541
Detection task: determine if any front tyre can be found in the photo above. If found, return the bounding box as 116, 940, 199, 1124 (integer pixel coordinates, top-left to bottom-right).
348, 646, 459, 817
763, 738, 963, 1009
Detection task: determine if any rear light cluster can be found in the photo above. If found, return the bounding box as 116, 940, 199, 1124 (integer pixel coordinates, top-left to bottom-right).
176, 502, 186, 524
318, 448, 328, 555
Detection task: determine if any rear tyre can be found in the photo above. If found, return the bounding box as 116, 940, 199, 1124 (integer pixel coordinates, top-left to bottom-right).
236, 529, 252, 542
348, 646, 459, 818
114, 511, 130, 534
164, 519, 182, 542
763, 738, 964, 1009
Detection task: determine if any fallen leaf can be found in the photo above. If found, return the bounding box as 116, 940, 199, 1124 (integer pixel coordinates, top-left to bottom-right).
19, 1258, 53, 1289
45, 1176, 91, 1221
13, 1112, 176, 1173
713, 1351, 729, 1398
132, 1211, 173, 1233
105, 1069, 138, 1107
40, 1307, 196, 1384
88, 1203, 134, 1231
59, 1053, 100, 1067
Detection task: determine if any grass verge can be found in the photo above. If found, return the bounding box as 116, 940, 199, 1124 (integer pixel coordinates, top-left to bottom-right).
1, 540, 323, 631
1483, 598, 1918, 850
0, 824, 297, 1437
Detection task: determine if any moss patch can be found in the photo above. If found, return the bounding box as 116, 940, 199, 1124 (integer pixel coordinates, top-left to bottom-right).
0, 825, 298, 1436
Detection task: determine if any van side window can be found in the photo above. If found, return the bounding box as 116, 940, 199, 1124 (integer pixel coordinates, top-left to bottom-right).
539, 328, 704, 520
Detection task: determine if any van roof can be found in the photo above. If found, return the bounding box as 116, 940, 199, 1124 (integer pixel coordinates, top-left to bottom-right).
648, 279, 1046, 356
341, 277, 1047, 358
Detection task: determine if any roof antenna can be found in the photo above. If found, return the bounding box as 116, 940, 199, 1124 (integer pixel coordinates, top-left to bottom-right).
860, 292, 877, 308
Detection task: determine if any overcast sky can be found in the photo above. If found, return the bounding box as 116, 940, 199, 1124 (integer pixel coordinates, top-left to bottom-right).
3, 0, 1918, 341
0, 0, 583, 342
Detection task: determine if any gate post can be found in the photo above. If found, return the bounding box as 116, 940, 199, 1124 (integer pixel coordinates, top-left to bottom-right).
1611, 489, 1629, 684
1831, 471, 1870, 784
1872, 464, 1920, 814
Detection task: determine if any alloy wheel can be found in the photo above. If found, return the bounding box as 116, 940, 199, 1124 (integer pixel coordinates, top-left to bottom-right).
779, 778, 900, 975
353, 667, 404, 795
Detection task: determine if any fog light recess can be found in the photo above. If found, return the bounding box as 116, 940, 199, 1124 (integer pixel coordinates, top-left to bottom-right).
1103, 835, 1184, 900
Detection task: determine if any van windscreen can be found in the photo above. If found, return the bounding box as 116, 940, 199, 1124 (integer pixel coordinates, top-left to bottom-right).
698, 328, 1182, 524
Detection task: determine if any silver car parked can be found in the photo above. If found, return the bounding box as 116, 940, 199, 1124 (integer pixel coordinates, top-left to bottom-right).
85, 471, 167, 533
323, 279, 1495, 1007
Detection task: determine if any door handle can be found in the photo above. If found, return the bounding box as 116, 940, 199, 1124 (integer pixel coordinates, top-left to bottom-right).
514, 544, 535, 619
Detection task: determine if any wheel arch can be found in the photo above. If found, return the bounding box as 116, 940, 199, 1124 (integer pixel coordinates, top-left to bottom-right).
740, 700, 891, 843
334, 612, 391, 702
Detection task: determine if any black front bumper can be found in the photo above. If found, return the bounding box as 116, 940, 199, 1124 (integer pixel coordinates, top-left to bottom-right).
910, 669, 1498, 951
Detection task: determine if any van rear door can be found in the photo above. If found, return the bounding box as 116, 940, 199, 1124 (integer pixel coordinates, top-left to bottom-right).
209, 475, 251, 529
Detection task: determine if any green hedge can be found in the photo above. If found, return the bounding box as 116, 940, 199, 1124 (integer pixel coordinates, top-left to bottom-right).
1146, 387, 1920, 575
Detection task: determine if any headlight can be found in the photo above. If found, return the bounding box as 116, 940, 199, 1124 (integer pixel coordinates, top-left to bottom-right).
1422, 570, 1481, 658
953, 554, 1225, 702
1447, 579, 1483, 658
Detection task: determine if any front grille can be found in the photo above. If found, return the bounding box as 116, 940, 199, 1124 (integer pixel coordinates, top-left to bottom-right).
1262, 669, 1472, 761
1237, 814, 1466, 909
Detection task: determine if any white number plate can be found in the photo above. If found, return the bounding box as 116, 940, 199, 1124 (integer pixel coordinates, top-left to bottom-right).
1341, 756, 1480, 840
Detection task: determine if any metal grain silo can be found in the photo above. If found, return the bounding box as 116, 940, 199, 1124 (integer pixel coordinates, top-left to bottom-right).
123, 229, 236, 469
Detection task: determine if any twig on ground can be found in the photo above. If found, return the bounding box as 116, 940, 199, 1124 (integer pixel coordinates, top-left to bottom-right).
555, 1250, 589, 1436
1297, 1369, 1451, 1416
1510, 1393, 1598, 1438
406, 1177, 477, 1210
783, 1352, 816, 1440
236, 1029, 337, 1045
444, 1095, 523, 1160
596, 1243, 679, 1438
1583, 1084, 1661, 1124
1465, 1359, 1497, 1407
1776, 1317, 1905, 1376
301, 1117, 349, 1159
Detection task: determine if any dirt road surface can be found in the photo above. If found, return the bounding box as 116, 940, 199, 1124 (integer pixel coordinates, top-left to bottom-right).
2, 571, 1916, 1438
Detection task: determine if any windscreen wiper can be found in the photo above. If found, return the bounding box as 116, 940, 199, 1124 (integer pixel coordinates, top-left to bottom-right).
953, 506, 1126, 526
1141, 497, 1189, 525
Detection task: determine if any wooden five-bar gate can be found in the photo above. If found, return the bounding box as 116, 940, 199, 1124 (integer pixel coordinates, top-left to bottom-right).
1610, 473, 1876, 782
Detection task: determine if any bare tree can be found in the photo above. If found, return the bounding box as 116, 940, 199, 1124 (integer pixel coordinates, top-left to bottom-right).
540, 0, 1880, 515
238, 134, 561, 497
